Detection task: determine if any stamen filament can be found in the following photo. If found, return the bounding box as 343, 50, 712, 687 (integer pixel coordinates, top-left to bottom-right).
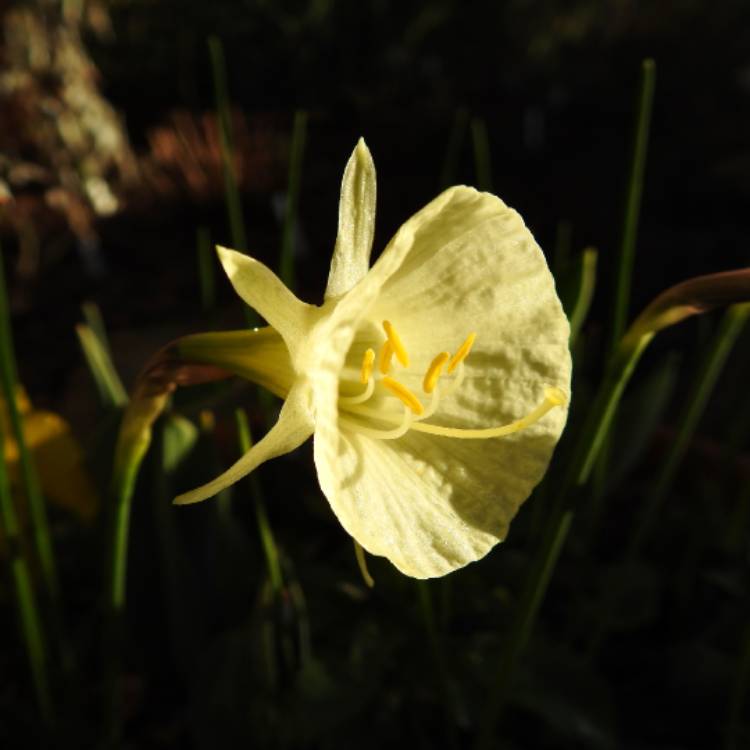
339, 404, 413, 440
423, 351, 450, 394
354, 540, 374, 588
340, 403, 404, 421
447, 332, 476, 373
338, 378, 375, 406
416, 385, 441, 421
381, 376, 424, 415
409, 387, 566, 438
360, 348, 375, 384
382, 320, 410, 367
378, 340, 394, 375
440, 360, 466, 398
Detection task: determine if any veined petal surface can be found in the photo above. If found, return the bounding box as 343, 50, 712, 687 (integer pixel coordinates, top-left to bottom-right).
315, 425, 559, 578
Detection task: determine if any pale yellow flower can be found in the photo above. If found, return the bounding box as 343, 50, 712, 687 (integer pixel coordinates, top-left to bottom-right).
175, 139, 571, 578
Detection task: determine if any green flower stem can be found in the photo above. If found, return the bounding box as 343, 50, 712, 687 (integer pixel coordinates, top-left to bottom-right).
207, 36, 259, 328
595, 59, 655, 501
82, 301, 111, 353
0, 420, 53, 725
610, 58, 656, 350
104, 387, 169, 741
208, 34, 247, 254
235, 408, 283, 593
108, 389, 170, 615
279, 110, 308, 292
0, 252, 60, 605
569, 247, 598, 346
631, 302, 750, 556
105, 344, 233, 738
470, 117, 493, 192
571, 334, 654, 490
585, 304, 749, 659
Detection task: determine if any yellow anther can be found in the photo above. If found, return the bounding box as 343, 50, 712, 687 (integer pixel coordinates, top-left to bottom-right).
447, 332, 477, 373
381, 376, 424, 415
378, 340, 394, 375
423, 351, 451, 394
382, 320, 410, 367
360, 348, 376, 385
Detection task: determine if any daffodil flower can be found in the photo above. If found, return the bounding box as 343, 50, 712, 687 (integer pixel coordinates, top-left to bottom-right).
174, 139, 571, 578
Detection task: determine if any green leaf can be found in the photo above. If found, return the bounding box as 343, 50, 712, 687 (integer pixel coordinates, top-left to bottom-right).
605, 351, 681, 490
609, 58, 656, 351
76, 322, 127, 410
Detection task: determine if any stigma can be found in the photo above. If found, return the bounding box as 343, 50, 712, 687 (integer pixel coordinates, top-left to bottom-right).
337, 321, 566, 441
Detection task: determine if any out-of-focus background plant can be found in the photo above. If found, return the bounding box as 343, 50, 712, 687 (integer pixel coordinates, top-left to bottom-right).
1, 1, 750, 748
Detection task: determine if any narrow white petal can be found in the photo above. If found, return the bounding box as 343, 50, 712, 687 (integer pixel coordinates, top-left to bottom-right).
174, 383, 314, 505
216, 246, 315, 354
325, 138, 377, 300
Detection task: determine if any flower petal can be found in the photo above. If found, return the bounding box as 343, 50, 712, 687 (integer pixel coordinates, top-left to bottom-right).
216, 246, 316, 356
325, 138, 377, 300
174, 382, 314, 505
314, 422, 559, 577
